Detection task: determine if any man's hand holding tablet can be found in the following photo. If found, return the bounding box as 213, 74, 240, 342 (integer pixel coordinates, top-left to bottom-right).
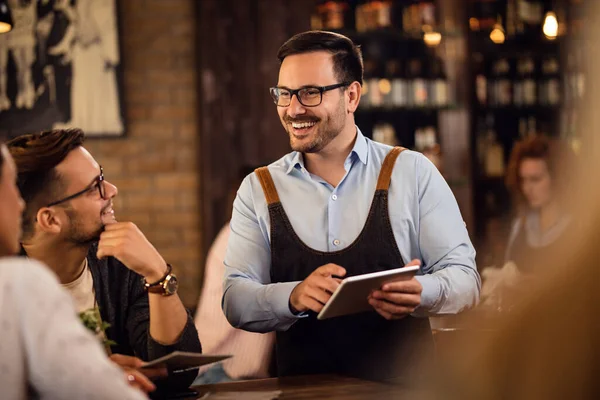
368, 259, 422, 320
289, 263, 347, 314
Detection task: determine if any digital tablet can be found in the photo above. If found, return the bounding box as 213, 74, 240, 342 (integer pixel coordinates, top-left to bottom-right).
317, 265, 420, 320
141, 351, 231, 372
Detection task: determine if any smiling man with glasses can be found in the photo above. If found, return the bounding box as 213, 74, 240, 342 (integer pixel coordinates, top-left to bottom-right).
7, 129, 201, 393
223, 31, 480, 383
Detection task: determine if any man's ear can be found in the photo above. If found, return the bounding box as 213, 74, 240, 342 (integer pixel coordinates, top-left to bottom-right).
35, 207, 63, 234
346, 81, 362, 113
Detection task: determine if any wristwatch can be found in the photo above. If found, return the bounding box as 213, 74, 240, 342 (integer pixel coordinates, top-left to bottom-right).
144, 264, 178, 296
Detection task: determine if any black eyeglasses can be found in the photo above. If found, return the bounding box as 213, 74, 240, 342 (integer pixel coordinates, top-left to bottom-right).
269, 82, 350, 107
47, 166, 106, 207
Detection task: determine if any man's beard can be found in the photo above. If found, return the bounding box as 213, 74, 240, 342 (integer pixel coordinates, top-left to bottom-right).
285, 101, 346, 153
65, 209, 104, 246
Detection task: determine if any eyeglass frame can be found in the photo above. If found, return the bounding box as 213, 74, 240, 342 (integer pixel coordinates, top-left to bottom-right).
46, 166, 106, 207
269, 82, 350, 107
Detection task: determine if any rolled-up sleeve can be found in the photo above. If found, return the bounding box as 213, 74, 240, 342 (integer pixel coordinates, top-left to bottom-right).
222, 176, 303, 333
412, 156, 481, 316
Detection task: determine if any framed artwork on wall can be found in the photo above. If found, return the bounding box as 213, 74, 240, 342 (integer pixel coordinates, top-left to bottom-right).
0, 0, 125, 139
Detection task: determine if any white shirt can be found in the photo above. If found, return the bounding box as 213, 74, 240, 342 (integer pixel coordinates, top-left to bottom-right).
61, 259, 96, 313
0, 257, 147, 400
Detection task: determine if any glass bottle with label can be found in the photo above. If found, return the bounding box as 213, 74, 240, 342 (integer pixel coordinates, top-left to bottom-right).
491, 58, 512, 106
539, 56, 560, 106
367, 59, 384, 108
387, 58, 408, 108
470, 0, 500, 32
316, 0, 350, 30
428, 56, 448, 107
473, 53, 488, 106
484, 116, 505, 177
516, 0, 543, 38
407, 58, 428, 107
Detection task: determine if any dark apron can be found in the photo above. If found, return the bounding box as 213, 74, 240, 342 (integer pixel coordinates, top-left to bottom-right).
255, 147, 434, 384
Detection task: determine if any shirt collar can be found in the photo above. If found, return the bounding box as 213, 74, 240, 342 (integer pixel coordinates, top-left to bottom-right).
285, 126, 368, 175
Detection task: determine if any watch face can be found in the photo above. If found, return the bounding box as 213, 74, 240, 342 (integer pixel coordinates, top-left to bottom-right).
165, 275, 178, 294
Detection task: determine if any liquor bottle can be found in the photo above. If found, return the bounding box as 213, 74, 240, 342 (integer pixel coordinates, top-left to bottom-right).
516, 0, 543, 38
483, 115, 505, 177
564, 49, 584, 104
470, 0, 500, 32
419, 1, 437, 32
473, 53, 487, 106
513, 58, 524, 106
373, 122, 398, 146
368, 59, 384, 108
521, 57, 536, 106
539, 56, 560, 106
407, 58, 428, 107
361, 59, 375, 109
428, 57, 448, 107
414, 126, 437, 152
316, 0, 350, 30
388, 58, 408, 107
490, 58, 512, 106
375, 0, 393, 30
506, 0, 517, 37
403, 1, 436, 35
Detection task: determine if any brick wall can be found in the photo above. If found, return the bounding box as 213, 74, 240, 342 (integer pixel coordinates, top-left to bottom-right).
84, 0, 202, 307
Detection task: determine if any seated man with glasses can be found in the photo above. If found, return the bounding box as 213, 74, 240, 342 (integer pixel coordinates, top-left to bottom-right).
6, 129, 201, 392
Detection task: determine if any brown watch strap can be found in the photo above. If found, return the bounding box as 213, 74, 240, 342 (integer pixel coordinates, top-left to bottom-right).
144, 264, 172, 288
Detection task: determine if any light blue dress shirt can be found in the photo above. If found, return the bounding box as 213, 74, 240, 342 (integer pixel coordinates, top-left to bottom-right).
223, 128, 480, 333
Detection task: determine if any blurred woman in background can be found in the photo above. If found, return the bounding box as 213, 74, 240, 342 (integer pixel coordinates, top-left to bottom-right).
504, 135, 575, 271
434, 2, 600, 398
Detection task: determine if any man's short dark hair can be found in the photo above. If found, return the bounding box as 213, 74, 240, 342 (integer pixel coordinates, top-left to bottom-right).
6, 129, 85, 239
276, 30, 363, 86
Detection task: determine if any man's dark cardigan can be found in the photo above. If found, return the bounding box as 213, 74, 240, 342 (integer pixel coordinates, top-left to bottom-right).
25, 243, 202, 391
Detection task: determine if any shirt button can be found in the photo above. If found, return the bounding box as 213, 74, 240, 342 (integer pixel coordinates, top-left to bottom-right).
331, 194, 338, 201
333, 239, 340, 246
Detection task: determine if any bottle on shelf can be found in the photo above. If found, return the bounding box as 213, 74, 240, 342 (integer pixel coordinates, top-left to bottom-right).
514, 56, 536, 106
407, 58, 428, 107
428, 56, 449, 107
373, 122, 398, 146
469, 0, 500, 32
414, 125, 437, 152
355, 0, 393, 33
490, 58, 512, 107
386, 58, 409, 108
483, 115, 505, 177
539, 56, 561, 106
403, 0, 436, 36
473, 53, 488, 106
314, 0, 350, 30
515, 0, 544, 38
506, 0, 517, 37
364, 59, 384, 108
564, 49, 585, 105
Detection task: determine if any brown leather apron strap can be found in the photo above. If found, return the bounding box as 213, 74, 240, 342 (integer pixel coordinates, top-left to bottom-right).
255, 167, 281, 205
376, 146, 406, 191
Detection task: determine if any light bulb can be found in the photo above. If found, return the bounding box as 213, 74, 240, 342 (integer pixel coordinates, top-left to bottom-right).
490, 25, 505, 44
423, 31, 442, 47
543, 11, 558, 40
